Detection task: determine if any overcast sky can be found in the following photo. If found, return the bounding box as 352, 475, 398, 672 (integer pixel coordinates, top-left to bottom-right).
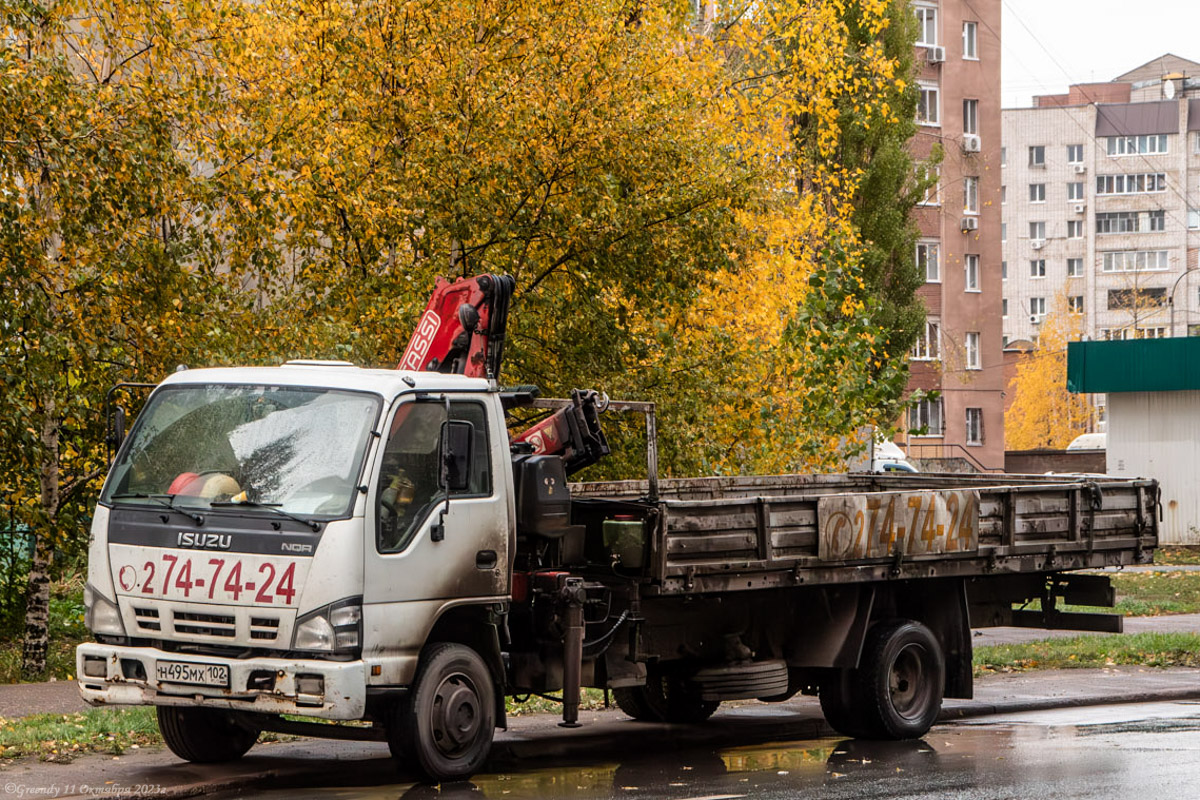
1001, 0, 1200, 108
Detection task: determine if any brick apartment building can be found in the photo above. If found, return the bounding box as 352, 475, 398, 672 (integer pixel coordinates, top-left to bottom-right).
902, 0, 1005, 471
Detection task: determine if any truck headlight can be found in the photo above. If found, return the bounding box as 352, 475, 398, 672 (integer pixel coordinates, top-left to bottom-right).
293, 598, 362, 654
84, 583, 126, 636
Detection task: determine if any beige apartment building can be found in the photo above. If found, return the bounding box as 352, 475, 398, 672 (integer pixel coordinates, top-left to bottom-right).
1002, 55, 1200, 367
902, 0, 1006, 471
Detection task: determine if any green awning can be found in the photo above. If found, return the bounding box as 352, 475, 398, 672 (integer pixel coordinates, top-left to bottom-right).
1067, 338, 1200, 393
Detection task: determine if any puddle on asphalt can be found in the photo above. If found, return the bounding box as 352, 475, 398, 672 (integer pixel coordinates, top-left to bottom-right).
207, 704, 1200, 800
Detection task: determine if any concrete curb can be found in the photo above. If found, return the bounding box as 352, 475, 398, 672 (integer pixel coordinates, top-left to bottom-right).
43, 683, 1200, 800
939, 686, 1200, 720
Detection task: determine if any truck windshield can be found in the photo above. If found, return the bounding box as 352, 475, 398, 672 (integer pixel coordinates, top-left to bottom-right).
102, 385, 381, 518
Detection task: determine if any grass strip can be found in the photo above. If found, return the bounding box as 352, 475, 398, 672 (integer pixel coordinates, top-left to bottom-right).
974, 632, 1200, 676
0, 707, 160, 762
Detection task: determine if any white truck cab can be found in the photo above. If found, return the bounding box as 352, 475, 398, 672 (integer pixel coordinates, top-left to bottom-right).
79, 363, 514, 770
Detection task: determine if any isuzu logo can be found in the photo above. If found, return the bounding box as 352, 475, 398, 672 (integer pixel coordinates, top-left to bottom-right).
177, 531, 232, 550
281, 542, 313, 554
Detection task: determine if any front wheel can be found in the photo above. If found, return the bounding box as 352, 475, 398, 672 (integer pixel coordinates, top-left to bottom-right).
156, 706, 260, 763
394, 642, 497, 782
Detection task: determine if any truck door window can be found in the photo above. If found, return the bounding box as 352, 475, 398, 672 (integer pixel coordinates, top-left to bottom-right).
376, 401, 491, 553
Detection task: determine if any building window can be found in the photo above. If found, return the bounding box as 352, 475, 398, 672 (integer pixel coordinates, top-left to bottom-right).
1068, 295, 1084, 313
1108, 287, 1167, 310
1001, 146, 1007, 167
1195, 133, 1200, 153
1067, 257, 1083, 277
963, 99, 978, 135
1001, 260, 1007, 280
916, 164, 941, 206
1029, 145, 1045, 167
1138, 327, 1168, 339
911, 320, 941, 361
917, 83, 940, 126
1067, 182, 1084, 201
1101, 250, 1170, 273
962, 21, 977, 58
1031, 296, 1047, 317
917, 241, 940, 282
965, 332, 981, 370
1096, 173, 1167, 195
1001, 222, 1007, 242
909, 397, 944, 437
1148, 210, 1166, 232
1066, 144, 1084, 163
965, 408, 983, 445
1106, 134, 1168, 156
1002, 298, 1008, 317
963, 176, 978, 214
1030, 259, 1046, 277
1028, 183, 1045, 203
1029, 221, 1045, 240
1067, 220, 1084, 239
1189, 209, 1200, 229
914, 4, 938, 46
1096, 211, 1140, 234
964, 255, 980, 291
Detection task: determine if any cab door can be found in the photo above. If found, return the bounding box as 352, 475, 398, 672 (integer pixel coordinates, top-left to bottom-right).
361, 395, 510, 683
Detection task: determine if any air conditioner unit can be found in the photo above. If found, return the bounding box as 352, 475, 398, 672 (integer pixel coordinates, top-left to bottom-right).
1073, 164, 1087, 174
962, 134, 982, 153
1031, 239, 1045, 250
1030, 314, 1044, 325
926, 45, 946, 63
960, 217, 979, 232
1072, 203, 1086, 215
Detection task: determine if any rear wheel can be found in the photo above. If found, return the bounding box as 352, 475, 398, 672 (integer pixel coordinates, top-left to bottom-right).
819, 670, 869, 739
393, 642, 496, 782
612, 667, 719, 724
854, 620, 944, 739
156, 706, 260, 763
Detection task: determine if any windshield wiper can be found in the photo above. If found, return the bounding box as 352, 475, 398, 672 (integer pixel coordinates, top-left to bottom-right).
209, 499, 321, 532
110, 493, 205, 526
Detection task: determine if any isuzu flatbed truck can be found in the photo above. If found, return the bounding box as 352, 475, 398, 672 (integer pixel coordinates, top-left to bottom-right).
78, 275, 1158, 780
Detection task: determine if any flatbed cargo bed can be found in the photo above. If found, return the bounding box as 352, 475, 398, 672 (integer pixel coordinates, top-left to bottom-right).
573, 473, 1158, 595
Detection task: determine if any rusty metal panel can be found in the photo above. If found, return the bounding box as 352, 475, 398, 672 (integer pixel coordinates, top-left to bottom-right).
817, 490, 979, 561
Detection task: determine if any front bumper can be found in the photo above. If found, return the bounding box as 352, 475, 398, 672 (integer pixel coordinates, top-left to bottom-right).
76, 642, 367, 720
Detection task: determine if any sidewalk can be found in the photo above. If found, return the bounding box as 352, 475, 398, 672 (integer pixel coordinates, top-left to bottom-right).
3, 665, 1200, 800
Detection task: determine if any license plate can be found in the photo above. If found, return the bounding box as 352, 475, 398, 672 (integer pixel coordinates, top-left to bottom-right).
155, 660, 230, 687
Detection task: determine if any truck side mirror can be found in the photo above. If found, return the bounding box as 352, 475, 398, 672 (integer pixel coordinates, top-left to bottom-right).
438, 420, 474, 493
106, 406, 127, 457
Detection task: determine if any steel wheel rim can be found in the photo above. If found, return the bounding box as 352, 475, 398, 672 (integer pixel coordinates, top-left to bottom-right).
429, 670, 483, 758
889, 643, 931, 719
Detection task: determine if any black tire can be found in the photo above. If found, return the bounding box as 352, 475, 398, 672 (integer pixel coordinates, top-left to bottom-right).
819, 670, 870, 739
395, 642, 496, 782
612, 686, 659, 721
156, 706, 260, 763
612, 668, 719, 724
853, 620, 944, 740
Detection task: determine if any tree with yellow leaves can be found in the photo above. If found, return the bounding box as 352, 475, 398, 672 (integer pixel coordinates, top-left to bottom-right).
1005, 296, 1095, 450
1, 0, 930, 674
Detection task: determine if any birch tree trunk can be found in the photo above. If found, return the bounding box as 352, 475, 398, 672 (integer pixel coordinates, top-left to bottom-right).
21, 396, 59, 677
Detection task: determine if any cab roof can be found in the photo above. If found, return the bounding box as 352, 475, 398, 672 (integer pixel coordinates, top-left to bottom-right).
156, 362, 491, 399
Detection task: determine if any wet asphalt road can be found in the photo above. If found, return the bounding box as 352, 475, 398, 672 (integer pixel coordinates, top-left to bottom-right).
207, 700, 1200, 800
